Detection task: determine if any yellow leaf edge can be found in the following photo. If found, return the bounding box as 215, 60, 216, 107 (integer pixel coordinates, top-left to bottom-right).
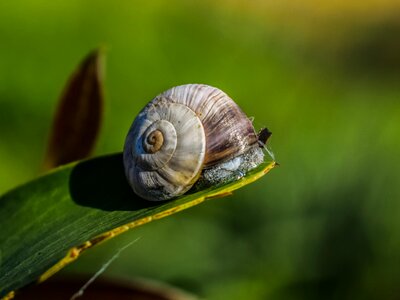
3, 161, 276, 300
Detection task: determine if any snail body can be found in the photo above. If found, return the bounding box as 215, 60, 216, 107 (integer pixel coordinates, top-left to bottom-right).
123, 84, 268, 201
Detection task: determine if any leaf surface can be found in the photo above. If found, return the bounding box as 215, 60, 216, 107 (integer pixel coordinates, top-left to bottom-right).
0, 154, 275, 298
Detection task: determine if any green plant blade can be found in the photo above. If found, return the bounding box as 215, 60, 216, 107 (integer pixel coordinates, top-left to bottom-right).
0, 153, 276, 298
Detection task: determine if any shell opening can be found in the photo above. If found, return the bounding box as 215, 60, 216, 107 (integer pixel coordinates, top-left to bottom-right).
143, 129, 164, 153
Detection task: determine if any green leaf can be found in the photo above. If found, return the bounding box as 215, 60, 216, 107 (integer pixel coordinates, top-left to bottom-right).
0, 154, 275, 298
43, 49, 105, 170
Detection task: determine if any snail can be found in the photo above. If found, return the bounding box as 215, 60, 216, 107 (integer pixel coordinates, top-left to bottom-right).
123, 84, 271, 201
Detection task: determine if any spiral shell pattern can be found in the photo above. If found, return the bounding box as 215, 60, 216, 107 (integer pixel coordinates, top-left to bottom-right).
160, 84, 258, 166
124, 99, 206, 201
123, 84, 259, 201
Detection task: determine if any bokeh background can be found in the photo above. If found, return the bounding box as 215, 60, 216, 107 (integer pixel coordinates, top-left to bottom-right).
1, 1, 400, 299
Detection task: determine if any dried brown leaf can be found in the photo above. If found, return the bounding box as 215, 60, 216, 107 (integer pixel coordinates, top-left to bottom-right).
43, 49, 105, 170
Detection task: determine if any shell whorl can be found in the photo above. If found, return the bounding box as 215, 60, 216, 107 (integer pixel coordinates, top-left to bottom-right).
143, 129, 164, 153
124, 98, 206, 201
160, 84, 258, 167
123, 84, 258, 201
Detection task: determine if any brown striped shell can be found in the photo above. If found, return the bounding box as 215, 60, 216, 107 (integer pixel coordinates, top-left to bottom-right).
123, 84, 260, 201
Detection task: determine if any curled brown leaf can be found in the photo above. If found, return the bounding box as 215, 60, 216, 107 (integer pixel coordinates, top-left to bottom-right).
43, 49, 105, 170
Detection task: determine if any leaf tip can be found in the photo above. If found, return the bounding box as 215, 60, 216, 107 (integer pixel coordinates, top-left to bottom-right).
42, 48, 106, 171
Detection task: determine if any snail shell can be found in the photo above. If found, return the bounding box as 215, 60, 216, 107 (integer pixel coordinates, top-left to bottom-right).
123, 84, 266, 201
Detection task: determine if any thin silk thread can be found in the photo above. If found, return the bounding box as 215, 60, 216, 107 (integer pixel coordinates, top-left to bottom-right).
70, 237, 141, 300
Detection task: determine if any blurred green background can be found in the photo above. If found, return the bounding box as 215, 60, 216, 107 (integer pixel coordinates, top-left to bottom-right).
1, 0, 400, 299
